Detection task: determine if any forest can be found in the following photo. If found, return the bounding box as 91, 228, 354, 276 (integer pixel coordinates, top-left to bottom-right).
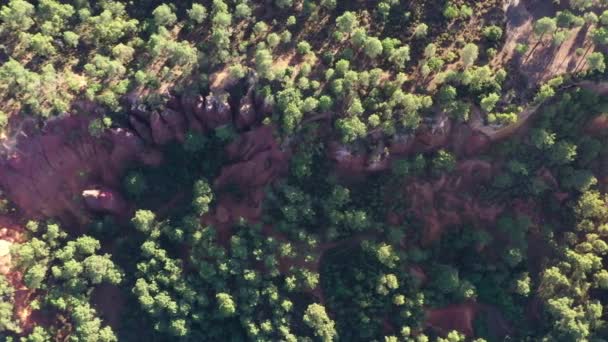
0, 0, 608, 341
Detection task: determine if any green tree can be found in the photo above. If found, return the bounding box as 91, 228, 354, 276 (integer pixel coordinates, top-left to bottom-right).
587, 52, 606, 73
389, 46, 411, 69
193, 178, 213, 215
255, 48, 274, 80
483, 25, 503, 42
132, 210, 157, 234
432, 149, 456, 173
29, 33, 56, 56
297, 41, 312, 55
534, 17, 557, 39
601, 10, 608, 25
63, 31, 79, 48
336, 11, 358, 34
0, 275, 19, 333
480, 93, 500, 112
319, 95, 334, 111
413, 23, 428, 38
549, 140, 577, 165
11, 222, 121, 340
363, 37, 383, 58
85, 3, 138, 45
0, 0, 35, 31
112, 43, 135, 63
461, 43, 479, 68
592, 27, 608, 46
38, 0, 75, 36
575, 191, 608, 221
187, 3, 207, 24
275, 0, 294, 9
320, 0, 337, 10
432, 264, 460, 293
216, 292, 237, 317
303, 304, 337, 342
336, 115, 367, 143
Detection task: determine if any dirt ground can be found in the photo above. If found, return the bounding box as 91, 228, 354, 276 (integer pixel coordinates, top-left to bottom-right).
495, 0, 592, 87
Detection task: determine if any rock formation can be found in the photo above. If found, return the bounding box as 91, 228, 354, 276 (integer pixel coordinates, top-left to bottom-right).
0, 74, 276, 227
203, 125, 289, 238
0, 116, 160, 225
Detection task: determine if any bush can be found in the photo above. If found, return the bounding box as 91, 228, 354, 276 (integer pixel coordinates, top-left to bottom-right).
483, 25, 503, 41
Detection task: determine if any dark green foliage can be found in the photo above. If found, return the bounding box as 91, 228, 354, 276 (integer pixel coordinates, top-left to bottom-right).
3, 1, 608, 341
0, 274, 19, 334
128, 212, 319, 341
10, 221, 121, 340
321, 243, 424, 341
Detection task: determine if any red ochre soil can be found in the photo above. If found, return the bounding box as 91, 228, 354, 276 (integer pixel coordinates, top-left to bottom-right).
0, 94, 510, 337
6, 78, 606, 338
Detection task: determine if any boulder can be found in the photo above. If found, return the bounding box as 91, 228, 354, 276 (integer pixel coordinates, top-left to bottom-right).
236, 86, 257, 130
183, 108, 205, 133
203, 92, 232, 130
389, 134, 415, 155
204, 125, 289, 240
82, 188, 130, 217
413, 115, 452, 152
329, 144, 367, 176
190, 95, 208, 125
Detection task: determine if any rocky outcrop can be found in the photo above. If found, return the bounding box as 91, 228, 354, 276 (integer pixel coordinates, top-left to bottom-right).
463, 131, 491, 157
329, 114, 493, 177
0, 116, 160, 225
328, 143, 380, 177
236, 85, 258, 130
204, 125, 289, 238
82, 188, 131, 218
0, 74, 275, 226
164, 79, 284, 236
413, 114, 452, 152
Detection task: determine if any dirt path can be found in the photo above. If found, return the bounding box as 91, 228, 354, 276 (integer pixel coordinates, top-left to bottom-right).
470, 102, 540, 142
473, 80, 608, 142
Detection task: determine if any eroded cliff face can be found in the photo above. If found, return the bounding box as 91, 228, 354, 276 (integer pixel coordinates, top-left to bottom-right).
328, 114, 492, 180
0, 76, 290, 334
203, 125, 289, 240
0, 116, 160, 226
0, 73, 515, 338
0, 75, 279, 227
